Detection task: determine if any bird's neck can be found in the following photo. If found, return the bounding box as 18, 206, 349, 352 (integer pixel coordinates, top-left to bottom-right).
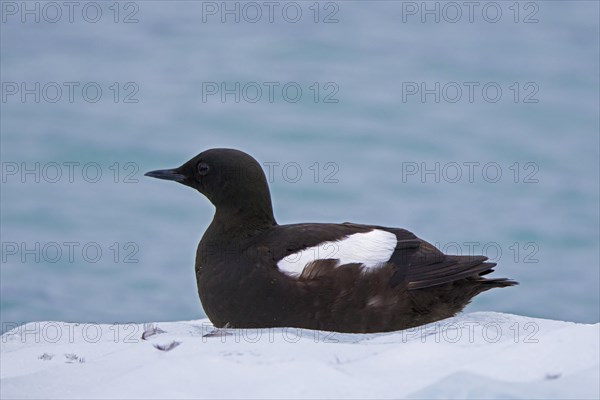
208, 203, 277, 238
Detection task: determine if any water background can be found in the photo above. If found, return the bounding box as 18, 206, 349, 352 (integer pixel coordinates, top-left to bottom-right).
1, 1, 599, 332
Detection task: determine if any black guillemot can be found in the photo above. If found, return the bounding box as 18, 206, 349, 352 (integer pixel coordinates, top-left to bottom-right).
145, 148, 517, 333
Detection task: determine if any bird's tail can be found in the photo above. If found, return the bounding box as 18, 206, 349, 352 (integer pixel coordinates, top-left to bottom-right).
407, 255, 518, 290
474, 276, 519, 289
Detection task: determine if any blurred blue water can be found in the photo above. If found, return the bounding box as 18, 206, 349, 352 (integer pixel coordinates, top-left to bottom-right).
1, 1, 599, 331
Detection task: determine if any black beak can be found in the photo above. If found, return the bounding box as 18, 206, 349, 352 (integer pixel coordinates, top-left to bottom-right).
144, 168, 186, 182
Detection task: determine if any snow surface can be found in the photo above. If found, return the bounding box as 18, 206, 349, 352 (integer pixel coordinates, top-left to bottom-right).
1, 312, 598, 399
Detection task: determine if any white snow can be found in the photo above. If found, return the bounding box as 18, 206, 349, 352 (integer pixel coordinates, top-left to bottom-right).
1, 312, 598, 399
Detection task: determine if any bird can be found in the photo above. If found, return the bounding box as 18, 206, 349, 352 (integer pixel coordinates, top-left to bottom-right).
145, 148, 517, 333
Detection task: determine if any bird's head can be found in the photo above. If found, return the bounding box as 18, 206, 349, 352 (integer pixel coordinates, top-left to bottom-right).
145, 148, 275, 224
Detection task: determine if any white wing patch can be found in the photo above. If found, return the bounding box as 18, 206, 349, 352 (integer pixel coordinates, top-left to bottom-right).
277, 229, 398, 277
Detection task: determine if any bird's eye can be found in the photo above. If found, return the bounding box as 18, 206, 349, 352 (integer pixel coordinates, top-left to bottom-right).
197, 162, 210, 176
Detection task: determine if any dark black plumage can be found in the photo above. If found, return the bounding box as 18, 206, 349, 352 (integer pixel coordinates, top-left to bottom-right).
145, 148, 517, 333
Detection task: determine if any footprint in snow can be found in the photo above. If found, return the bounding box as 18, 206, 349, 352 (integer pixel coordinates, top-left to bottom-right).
153, 341, 181, 352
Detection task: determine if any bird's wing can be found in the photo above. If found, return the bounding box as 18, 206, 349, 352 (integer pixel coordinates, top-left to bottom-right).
261, 222, 499, 290
391, 239, 497, 290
